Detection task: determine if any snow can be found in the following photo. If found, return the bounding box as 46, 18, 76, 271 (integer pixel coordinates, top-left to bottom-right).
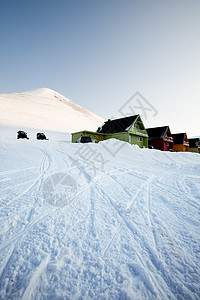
0, 88, 104, 133
0, 127, 200, 300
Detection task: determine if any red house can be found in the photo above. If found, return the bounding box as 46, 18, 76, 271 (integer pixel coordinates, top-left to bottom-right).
146, 126, 174, 151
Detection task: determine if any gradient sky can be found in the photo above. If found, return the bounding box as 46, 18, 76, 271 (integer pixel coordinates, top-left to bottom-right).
0, 0, 199, 136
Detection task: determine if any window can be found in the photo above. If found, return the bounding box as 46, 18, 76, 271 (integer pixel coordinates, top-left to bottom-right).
134, 124, 139, 129
137, 137, 143, 142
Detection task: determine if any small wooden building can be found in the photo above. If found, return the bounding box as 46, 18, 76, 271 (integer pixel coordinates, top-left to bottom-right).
72, 115, 148, 148
146, 126, 173, 151
188, 138, 200, 153
172, 133, 189, 152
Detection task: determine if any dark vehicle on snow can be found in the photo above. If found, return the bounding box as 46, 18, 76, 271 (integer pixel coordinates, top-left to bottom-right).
36, 133, 48, 140
17, 131, 29, 139
80, 136, 92, 143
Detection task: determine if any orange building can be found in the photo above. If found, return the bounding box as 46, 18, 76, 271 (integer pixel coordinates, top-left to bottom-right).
172, 133, 189, 152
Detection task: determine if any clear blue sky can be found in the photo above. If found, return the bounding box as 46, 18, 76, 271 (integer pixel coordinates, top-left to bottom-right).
0, 0, 199, 136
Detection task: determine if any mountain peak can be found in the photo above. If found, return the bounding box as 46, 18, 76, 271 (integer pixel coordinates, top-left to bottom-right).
23, 87, 64, 98
0, 88, 104, 133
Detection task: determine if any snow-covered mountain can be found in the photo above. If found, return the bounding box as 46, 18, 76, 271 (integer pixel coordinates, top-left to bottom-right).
0, 88, 104, 132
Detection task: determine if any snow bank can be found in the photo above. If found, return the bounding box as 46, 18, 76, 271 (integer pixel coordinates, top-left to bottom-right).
0, 129, 200, 299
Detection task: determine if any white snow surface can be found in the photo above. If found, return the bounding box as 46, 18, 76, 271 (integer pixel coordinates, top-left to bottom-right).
0, 88, 104, 132
0, 128, 200, 300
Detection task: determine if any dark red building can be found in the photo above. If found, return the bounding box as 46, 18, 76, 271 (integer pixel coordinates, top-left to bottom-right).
146, 126, 174, 151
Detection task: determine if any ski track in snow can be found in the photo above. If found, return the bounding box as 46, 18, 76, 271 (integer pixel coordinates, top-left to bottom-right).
0, 137, 200, 300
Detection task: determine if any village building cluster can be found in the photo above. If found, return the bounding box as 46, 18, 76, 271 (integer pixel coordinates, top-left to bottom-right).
71, 114, 200, 153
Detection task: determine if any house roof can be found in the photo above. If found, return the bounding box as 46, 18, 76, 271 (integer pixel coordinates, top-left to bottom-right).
146, 126, 170, 140
97, 115, 139, 134
188, 138, 200, 147
172, 133, 186, 144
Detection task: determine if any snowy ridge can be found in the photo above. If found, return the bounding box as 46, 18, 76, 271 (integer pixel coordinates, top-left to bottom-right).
0, 88, 104, 133
0, 132, 200, 299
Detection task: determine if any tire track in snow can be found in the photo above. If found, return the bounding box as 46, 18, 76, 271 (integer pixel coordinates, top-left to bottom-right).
0, 148, 52, 235
99, 176, 199, 297
0, 167, 37, 177
154, 180, 200, 211
21, 254, 50, 300
101, 173, 161, 262
0, 149, 52, 241
63, 157, 156, 259
145, 176, 159, 254
99, 169, 154, 257
0, 176, 38, 192
52, 154, 164, 278
0, 148, 53, 290
103, 224, 121, 257
152, 168, 200, 210
0, 210, 51, 252
67, 155, 92, 183
93, 182, 166, 296
92, 179, 182, 297
0, 211, 52, 297
175, 174, 200, 206
102, 178, 148, 256
0, 148, 52, 209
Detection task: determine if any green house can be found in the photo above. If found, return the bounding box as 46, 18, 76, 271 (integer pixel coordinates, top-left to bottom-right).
71, 114, 148, 148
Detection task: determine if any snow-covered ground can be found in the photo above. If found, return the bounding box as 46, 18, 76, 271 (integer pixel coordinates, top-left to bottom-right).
0, 128, 200, 299
0, 88, 104, 132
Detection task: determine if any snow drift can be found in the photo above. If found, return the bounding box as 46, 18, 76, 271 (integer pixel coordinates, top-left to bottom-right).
0, 130, 200, 299
0, 88, 104, 132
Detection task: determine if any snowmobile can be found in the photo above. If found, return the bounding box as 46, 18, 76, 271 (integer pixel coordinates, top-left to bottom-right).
17, 131, 29, 139
36, 132, 49, 140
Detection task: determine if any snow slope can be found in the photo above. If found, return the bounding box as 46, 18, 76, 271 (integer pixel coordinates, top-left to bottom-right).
0, 88, 104, 132
0, 131, 200, 299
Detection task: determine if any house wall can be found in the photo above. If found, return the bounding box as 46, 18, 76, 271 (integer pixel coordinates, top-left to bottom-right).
104, 132, 148, 148
164, 141, 173, 151
71, 131, 129, 143
72, 131, 148, 148
71, 131, 104, 143
130, 135, 148, 148
149, 140, 164, 150
184, 145, 189, 152
173, 144, 189, 152
104, 132, 129, 143
86, 132, 104, 142
189, 147, 200, 153
128, 127, 148, 137
72, 132, 84, 143
148, 139, 173, 151
128, 121, 148, 147
173, 144, 183, 152
142, 136, 148, 148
